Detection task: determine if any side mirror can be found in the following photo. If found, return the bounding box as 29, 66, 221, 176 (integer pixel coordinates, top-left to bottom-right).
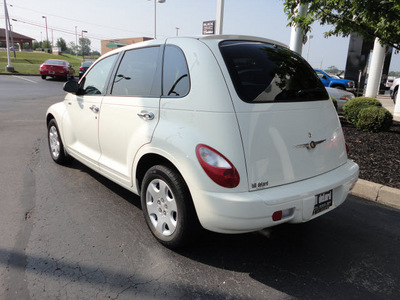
322, 75, 327, 80
63, 80, 79, 94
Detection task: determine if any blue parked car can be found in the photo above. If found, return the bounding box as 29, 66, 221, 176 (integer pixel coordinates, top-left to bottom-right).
79, 61, 93, 79
314, 69, 355, 92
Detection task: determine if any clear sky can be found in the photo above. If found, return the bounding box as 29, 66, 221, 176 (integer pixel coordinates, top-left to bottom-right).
2, 0, 399, 72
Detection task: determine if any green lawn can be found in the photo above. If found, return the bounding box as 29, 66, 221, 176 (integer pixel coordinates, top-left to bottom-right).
0, 51, 99, 75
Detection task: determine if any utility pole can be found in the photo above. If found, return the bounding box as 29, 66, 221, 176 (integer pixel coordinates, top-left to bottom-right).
75, 26, 78, 56
175, 27, 179, 36
4, 0, 14, 72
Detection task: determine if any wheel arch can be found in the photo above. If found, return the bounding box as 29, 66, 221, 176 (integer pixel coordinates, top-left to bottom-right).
330, 83, 345, 89
135, 153, 182, 195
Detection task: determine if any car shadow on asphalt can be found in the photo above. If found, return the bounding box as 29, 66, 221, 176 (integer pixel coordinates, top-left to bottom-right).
58, 159, 400, 298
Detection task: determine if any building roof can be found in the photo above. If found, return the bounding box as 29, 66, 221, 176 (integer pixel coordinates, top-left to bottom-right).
0, 28, 35, 42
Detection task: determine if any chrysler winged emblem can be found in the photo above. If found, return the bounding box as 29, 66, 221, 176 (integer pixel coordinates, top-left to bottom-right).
295, 139, 326, 150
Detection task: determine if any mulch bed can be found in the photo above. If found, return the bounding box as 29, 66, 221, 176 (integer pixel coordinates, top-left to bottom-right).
341, 118, 400, 189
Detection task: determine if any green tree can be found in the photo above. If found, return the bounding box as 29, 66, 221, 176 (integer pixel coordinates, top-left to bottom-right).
78, 37, 91, 56
67, 42, 78, 55
56, 37, 67, 51
325, 65, 340, 74
42, 40, 51, 49
33, 40, 41, 49
282, 0, 400, 50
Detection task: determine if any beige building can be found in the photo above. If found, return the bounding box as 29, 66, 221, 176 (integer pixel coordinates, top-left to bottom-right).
101, 37, 153, 55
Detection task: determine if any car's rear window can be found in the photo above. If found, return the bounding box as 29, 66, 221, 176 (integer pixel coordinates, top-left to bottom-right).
45, 60, 65, 65
219, 41, 328, 103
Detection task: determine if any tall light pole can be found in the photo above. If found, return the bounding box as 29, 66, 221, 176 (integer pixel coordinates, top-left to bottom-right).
3, 0, 14, 72
42, 16, 48, 46
175, 27, 179, 36
216, 0, 225, 35
150, 0, 165, 39
81, 30, 87, 60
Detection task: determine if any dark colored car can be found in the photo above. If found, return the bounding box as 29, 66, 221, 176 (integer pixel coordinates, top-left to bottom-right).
79, 61, 93, 79
40, 59, 74, 80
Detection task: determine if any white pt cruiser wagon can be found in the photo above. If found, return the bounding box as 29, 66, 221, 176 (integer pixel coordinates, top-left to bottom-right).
46, 35, 359, 248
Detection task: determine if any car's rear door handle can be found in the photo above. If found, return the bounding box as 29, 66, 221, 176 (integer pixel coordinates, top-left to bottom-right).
137, 112, 154, 120
89, 105, 99, 113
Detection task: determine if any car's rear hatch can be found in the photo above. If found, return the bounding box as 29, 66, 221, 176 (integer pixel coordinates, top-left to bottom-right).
218, 40, 348, 190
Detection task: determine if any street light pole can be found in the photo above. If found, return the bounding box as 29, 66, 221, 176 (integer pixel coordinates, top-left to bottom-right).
150, 0, 166, 39
216, 0, 225, 35
81, 30, 87, 61
42, 16, 48, 46
3, 0, 14, 72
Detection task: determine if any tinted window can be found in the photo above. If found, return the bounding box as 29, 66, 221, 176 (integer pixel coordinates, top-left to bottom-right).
111, 47, 161, 97
219, 41, 328, 103
163, 45, 190, 97
81, 55, 116, 95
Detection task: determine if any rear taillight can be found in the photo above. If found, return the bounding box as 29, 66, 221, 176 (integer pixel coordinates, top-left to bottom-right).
345, 142, 349, 154
80, 67, 84, 71
196, 144, 240, 188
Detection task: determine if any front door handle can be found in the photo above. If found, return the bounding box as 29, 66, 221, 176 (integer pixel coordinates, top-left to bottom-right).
137, 112, 154, 120
89, 105, 99, 113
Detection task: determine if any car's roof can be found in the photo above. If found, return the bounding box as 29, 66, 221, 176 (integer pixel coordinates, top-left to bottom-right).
102, 35, 288, 58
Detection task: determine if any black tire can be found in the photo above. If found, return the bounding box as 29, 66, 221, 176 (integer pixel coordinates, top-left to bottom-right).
47, 119, 71, 165
41, 75, 46, 80
334, 85, 345, 90
393, 89, 398, 104
141, 165, 201, 248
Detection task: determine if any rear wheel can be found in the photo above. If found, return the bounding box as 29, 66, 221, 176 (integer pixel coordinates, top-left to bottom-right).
393, 89, 398, 104
47, 119, 71, 164
141, 165, 200, 248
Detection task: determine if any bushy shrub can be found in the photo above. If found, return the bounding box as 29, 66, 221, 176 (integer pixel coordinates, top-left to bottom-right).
331, 96, 338, 111
343, 97, 382, 124
356, 106, 393, 132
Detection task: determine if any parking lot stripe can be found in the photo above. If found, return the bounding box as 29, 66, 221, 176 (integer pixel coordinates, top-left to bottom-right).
12, 75, 37, 84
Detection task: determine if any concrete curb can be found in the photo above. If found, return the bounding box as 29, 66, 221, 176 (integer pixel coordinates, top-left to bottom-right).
351, 179, 400, 210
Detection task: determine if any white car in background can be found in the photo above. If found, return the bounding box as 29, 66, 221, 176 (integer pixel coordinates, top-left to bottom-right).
326, 87, 355, 113
390, 77, 399, 103
46, 35, 359, 248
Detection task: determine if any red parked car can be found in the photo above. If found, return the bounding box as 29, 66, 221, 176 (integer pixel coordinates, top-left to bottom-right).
40, 59, 75, 80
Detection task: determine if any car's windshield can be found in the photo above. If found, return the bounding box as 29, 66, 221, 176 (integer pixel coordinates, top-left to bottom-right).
219, 41, 328, 103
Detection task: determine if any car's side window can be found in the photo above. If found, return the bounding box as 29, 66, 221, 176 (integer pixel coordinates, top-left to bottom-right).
163, 45, 190, 97
111, 47, 161, 97
316, 71, 324, 79
81, 55, 117, 95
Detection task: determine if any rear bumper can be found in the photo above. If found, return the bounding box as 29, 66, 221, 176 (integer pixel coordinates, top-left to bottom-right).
40, 70, 67, 76
191, 160, 359, 234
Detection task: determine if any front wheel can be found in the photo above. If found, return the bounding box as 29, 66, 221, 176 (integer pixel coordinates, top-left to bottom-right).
41, 75, 46, 80
334, 85, 345, 90
393, 89, 397, 104
141, 165, 200, 248
47, 119, 71, 164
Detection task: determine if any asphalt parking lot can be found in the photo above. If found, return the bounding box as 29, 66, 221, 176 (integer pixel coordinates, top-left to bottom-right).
1, 75, 400, 299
